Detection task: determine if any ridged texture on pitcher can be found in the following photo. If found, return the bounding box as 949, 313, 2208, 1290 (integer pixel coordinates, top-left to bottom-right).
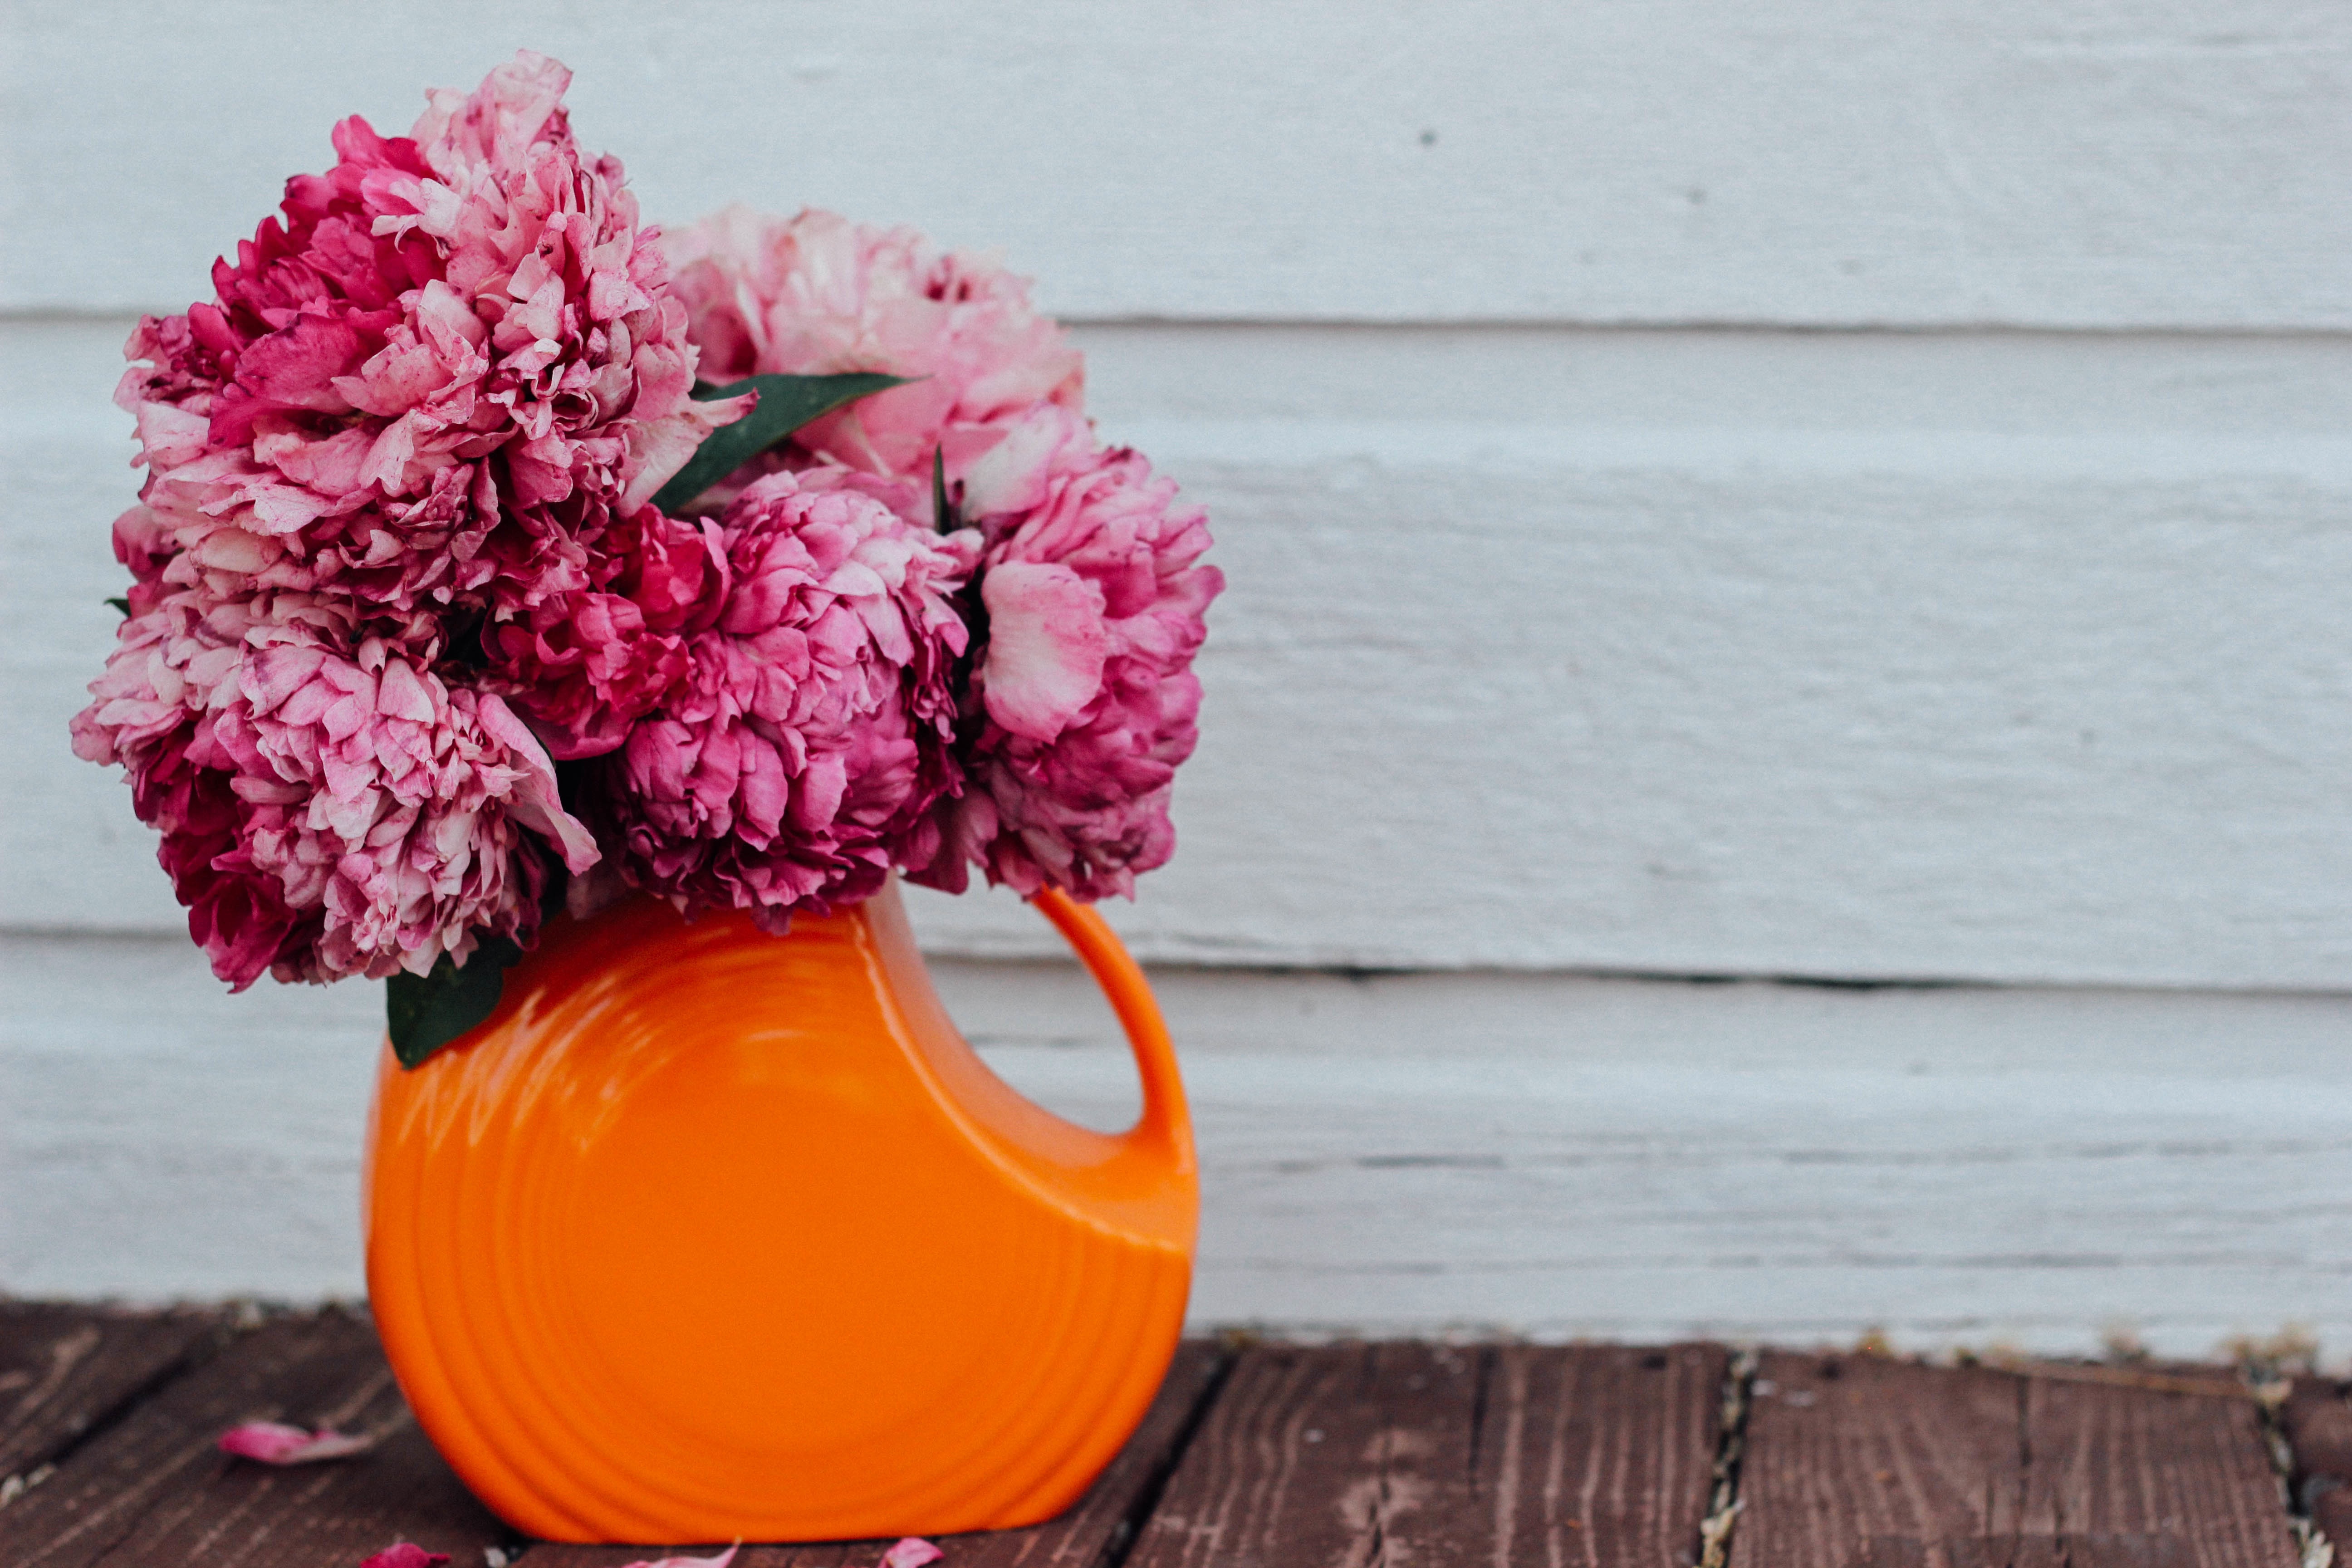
364, 881, 1197, 1544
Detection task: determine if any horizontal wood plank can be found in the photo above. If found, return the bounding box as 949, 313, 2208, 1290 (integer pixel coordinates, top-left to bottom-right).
1733, 1352, 2298, 1568
1125, 1341, 1723, 1568
515, 1340, 1228, 1565
16, 318, 2352, 987
5, 2, 2349, 327
10, 932, 2352, 1357
0, 1302, 222, 1485
4, 1307, 507, 1568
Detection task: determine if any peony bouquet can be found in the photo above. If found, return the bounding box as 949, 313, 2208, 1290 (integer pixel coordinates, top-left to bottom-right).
72, 53, 1221, 1063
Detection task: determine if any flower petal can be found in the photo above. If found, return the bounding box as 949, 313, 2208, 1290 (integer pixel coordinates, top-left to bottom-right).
358, 1547, 450, 1568
881, 1540, 945, 1568
472, 693, 601, 874
217, 1420, 377, 1465
615, 1548, 738, 1568
980, 560, 1107, 743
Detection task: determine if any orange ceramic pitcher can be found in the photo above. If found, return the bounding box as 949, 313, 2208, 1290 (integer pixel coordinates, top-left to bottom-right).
363, 878, 1197, 1544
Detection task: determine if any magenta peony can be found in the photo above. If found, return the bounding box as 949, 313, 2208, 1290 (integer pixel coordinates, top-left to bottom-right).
481, 504, 730, 760
662, 206, 1082, 487
71, 589, 596, 988
903, 405, 1222, 901
113, 51, 743, 618
593, 470, 977, 929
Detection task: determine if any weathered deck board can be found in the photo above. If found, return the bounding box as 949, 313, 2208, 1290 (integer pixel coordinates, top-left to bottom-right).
2283, 1377, 2352, 1550
0, 1307, 2314, 1568
0, 1301, 222, 1487
2, 1306, 506, 1568
1733, 1352, 2024, 1563
946, 1341, 1230, 1568
517, 1340, 1230, 1567
2019, 1376, 2297, 1563
1124, 1342, 1725, 1568
1474, 1344, 1727, 1568
1733, 1351, 2298, 1568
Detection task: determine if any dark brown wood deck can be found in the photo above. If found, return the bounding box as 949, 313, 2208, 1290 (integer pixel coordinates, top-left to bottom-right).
3, 1304, 2343, 1568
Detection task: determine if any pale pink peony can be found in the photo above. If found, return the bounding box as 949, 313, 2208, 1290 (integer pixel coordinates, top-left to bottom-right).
114, 51, 743, 617
71, 589, 597, 988
662, 206, 1081, 485
593, 469, 976, 930
903, 405, 1221, 901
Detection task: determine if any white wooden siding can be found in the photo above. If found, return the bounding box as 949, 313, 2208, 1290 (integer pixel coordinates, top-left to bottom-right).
2, 0, 2347, 1347
14, 318, 2351, 986
7, 934, 2346, 1360
6, 2, 2350, 328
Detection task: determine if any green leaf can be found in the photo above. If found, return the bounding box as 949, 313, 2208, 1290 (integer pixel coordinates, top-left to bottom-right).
386, 936, 522, 1069
104, 597, 130, 617
651, 372, 912, 513
931, 445, 955, 533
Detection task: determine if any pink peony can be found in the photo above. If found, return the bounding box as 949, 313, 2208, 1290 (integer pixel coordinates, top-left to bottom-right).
481, 505, 730, 759
662, 206, 1082, 486
114, 51, 743, 618
903, 405, 1222, 901
592, 470, 975, 930
71, 589, 597, 988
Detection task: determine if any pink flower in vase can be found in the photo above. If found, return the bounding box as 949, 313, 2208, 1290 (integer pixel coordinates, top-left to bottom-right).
902, 404, 1223, 902
589, 470, 977, 930
114, 50, 745, 619
71, 588, 597, 988
662, 205, 1082, 489
481, 505, 731, 760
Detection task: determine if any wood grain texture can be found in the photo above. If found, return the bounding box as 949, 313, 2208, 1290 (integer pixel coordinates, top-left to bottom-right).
1472, 1344, 1727, 1568
17, 318, 2352, 990
2018, 1377, 2295, 1565
5, 2, 2349, 327
1125, 1342, 1487, 1568
1125, 1342, 1723, 1568
517, 1341, 1227, 1565
1734, 1352, 2026, 1563
1733, 1352, 2297, 1568
2281, 1378, 2352, 1551
0, 1301, 221, 1485
11, 932, 2352, 1357
3, 1307, 507, 1568
946, 1341, 1231, 1568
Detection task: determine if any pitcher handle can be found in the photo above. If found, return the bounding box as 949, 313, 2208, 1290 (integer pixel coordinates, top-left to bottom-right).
1029, 887, 1194, 1159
